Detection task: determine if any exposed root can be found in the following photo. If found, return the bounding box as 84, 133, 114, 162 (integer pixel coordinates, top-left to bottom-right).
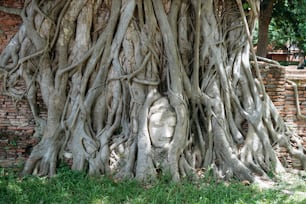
0, 0, 305, 183
287, 80, 306, 120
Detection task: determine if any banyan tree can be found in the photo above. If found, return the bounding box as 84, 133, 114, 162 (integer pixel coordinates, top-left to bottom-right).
0, 0, 305, 183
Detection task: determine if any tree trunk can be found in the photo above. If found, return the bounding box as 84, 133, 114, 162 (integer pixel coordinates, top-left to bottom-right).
257, 0, 274, 57
1, 0, 305, 183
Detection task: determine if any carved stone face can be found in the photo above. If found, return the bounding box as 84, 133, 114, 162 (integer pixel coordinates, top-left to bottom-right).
148, 97, 176, 148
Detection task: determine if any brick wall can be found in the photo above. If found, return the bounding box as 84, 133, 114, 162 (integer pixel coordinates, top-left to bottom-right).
284, 82, 306, 136
0, 0, 36, 168
260, 65, 306, 168
0, 79, 39, 167
283, 81, 306, 168
284, 69, 306, 141
259, 63, 286, 116
0, 0, 24, 53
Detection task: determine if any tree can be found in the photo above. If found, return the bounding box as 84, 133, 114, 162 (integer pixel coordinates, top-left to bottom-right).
1, 0, 305, 183
273, 0, 306, 50
256, 0, 306, 57
257, 0, 274, 57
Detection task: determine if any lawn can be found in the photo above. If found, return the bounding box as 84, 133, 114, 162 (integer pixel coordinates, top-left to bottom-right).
1, 165, 305, 204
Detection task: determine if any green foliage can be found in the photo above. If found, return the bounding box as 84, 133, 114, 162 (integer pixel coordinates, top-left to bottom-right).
270, 0, 306, 51
1, 166, 306, 204
254, 0, 306, 51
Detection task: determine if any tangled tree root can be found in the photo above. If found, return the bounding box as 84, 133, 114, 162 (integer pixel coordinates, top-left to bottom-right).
0, 0, 305, 183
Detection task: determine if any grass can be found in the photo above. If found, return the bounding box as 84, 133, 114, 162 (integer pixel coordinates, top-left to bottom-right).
0, 165, 305, 204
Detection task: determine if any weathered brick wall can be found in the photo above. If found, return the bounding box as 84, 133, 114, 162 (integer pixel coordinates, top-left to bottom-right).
284, 69, 306, 141
0, 79, 39, 167
0, 0, 36, 168
283, 80, 306, 168
259, 63, 286, 117
0, 0, 24, 52
284, 82, 306, 136
283, 68, 306, 145
260, 65, 306, 169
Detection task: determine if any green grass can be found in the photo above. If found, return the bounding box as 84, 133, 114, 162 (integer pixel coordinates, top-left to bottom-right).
0, 165, 305, 204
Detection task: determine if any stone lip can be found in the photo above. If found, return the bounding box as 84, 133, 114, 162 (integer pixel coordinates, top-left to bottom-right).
285, 66, 306, 80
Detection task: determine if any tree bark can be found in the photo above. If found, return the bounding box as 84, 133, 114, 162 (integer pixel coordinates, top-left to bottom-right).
0, 0, 305, 183
257, 0, 274, 57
